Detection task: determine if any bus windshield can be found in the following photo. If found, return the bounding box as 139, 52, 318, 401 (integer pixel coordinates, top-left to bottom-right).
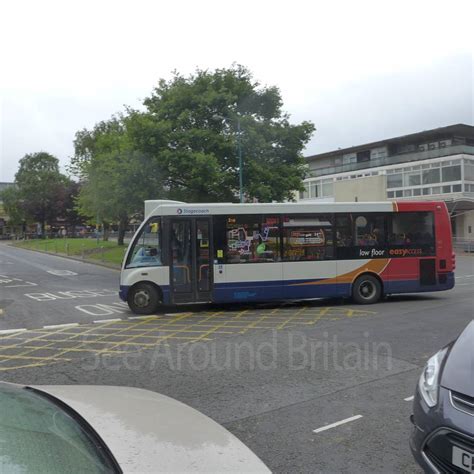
126, 217, 162, 268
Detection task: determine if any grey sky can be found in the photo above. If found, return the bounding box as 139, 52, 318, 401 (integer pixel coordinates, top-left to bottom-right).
1, 0, 472, 181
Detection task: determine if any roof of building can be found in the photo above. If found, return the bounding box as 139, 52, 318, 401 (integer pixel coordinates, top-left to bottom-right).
305, 123, 474, 162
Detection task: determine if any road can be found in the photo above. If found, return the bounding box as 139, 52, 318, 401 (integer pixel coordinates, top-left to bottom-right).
0, 241, 473, 473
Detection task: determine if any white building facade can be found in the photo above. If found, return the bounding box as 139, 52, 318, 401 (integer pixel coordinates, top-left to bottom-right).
298, 124, 474, 240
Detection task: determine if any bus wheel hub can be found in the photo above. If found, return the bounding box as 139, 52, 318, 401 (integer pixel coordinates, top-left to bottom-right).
134, 290, 150, 307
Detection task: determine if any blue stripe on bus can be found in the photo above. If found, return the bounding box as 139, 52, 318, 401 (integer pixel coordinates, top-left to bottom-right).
119, 272, 454, 305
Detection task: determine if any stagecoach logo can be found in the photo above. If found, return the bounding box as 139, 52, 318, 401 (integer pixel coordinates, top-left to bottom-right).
176, 208, 210, 215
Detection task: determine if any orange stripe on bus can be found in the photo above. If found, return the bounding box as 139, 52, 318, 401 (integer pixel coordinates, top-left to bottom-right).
290, 259, 390, 286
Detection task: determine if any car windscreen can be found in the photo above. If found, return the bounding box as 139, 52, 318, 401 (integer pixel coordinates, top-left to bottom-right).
0, 383, 119, 473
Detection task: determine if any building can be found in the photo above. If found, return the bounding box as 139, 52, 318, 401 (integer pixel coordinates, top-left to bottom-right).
298, 124, 474, 240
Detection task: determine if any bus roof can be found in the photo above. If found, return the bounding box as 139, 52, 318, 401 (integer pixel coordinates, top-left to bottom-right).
143, 200, 434, 217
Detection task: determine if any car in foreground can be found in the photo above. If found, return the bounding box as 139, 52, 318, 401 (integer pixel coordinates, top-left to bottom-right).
0, 382, 270, 473
410, 321, 474, 473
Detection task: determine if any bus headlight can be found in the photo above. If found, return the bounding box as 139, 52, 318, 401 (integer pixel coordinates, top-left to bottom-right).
418, 348, 447, 408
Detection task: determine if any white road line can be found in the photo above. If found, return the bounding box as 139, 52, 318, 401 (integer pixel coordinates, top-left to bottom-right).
43, 323, 80, 329
456, 283, 473, 286
404, 396, 415, 402
128, 315, 155, 320
313, 415, 363, 434
0, 328, 27, 335
93, 318, 122, 324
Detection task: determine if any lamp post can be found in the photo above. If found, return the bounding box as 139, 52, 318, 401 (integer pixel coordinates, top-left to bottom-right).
236, 116, 243, 203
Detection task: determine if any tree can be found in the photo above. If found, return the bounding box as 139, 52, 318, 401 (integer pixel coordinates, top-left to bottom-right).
72, 117, 165, 245
14, 152, 67, 233
1, 186, 26, 234
128, 65, 315, 202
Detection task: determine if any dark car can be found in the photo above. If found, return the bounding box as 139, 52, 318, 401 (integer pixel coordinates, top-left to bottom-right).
410, 320, 474, 473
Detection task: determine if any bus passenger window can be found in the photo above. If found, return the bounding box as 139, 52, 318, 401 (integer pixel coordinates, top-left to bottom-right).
225, 215, 280, 263
126, 217, 162, 268
390, 212, 435, 254
283, 215, 333, 261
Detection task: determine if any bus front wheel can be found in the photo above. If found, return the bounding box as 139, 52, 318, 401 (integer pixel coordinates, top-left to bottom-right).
352, 274, 382, 304
128, 283, 161, 315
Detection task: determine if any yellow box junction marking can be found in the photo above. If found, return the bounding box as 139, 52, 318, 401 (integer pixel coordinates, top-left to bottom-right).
0, 306, 376, 371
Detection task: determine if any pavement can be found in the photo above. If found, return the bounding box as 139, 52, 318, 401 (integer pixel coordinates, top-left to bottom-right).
0, 241, 473, 473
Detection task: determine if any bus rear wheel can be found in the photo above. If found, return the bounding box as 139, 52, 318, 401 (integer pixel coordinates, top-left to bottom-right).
128, 283, 161, 315
352, 274, 382, 304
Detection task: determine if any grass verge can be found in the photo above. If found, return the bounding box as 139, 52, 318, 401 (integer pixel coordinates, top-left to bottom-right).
12, 238, 127, 266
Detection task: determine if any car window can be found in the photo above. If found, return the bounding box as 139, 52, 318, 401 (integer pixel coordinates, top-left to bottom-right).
0, 383, 118, 474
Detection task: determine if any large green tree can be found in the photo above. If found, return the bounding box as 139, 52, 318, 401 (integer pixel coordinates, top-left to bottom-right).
14, 152, 68, 232
128, 65, 315, 202
72, 117, 165, 245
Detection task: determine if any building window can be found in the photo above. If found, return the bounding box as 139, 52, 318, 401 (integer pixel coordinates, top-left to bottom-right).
442, 165, 461, 182
432, 186, 441, 195
422, 188, 431, 195
387, 173, 403, 188
322, 182, 334, 197
387, 191, 394, 198
283, 215, 334, 261
422, 168, 440, 185
413, 188, 421, 196
225, 215, 281, 264
310, 183, 320, 198
356, 150, 371, 163
395, 190, 403, 197
442, 185, 451, 194
464, 164, 474, 181
404, 189, 412, 197
452, 184, 462, 192
405, 172, 421, 186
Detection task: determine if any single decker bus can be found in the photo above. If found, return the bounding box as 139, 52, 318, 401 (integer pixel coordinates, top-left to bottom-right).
120, 200, 455, 314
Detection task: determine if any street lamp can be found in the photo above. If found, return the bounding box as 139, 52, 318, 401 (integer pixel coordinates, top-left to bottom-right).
212, 113, 244, 203
236, 116, 243, 203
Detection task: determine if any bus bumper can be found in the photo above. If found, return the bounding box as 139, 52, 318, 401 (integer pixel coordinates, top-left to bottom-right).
119, 285, 129, 302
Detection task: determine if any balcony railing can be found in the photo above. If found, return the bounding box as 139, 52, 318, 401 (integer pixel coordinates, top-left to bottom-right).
308, 144, 474, 178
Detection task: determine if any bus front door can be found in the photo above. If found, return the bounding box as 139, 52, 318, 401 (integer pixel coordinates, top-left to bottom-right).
169, 218, 213, 304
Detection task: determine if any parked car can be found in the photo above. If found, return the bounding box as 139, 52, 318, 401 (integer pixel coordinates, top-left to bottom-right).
410, 321, 474, 473
0, 382, 269, 473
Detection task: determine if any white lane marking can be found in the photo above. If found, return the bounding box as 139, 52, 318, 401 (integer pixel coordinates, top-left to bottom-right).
455, 275, 474, 279
456, 283, 473, 287
93, 318, 122, 324
47, 270, 78, 276
404, 396, 415, 402
43, 323, 80, 329
0, 274, 37, 288
313, 415, 363, 434
0, 328, 27, 335
128, 315, 155, 320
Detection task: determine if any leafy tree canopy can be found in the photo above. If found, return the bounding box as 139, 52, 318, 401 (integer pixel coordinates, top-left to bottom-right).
14, 152, 69, 228
72, 116, 165, 244
128, 64, 315, 202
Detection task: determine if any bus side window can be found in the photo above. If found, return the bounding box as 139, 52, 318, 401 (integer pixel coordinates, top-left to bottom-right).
335, 214, 353, 247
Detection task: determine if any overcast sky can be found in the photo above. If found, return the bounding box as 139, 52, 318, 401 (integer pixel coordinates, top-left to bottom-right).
1, 0, 472, 182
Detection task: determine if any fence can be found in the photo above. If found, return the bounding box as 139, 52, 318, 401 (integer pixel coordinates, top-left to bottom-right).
453, 238, 474, 253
